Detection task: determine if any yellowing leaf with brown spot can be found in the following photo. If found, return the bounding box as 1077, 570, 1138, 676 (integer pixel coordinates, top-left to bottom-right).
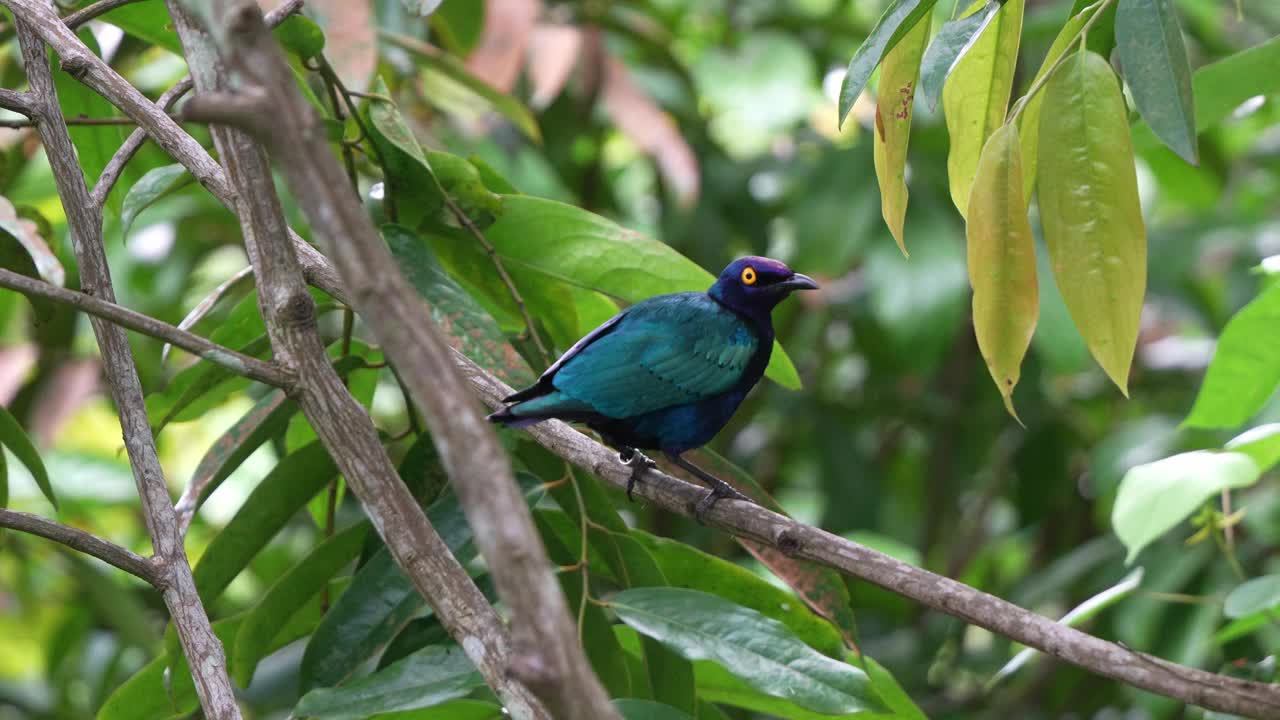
1038, 51, 1147, 396
967, 123, 1037, 421
873, 13, 930, 256
943, 0, 1023, 218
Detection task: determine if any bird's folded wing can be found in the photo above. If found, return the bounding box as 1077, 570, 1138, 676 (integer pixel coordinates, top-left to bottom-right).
552, 301, 757, 418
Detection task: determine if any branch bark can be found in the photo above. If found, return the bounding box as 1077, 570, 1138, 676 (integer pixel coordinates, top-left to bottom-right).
164, 3, 556, 718
0, 508, 161, 585
181, 4, 622, 719
0, 267, 293, 389
11, 18, 242, 720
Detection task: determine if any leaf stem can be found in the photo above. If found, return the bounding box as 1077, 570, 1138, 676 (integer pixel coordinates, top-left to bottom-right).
1007, 0, 1117, 125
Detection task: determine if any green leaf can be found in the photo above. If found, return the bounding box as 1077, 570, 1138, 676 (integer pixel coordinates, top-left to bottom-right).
0, 448, 7, 509
614, 699, 695, 720
1112, 451, 1260, 562
1185, 284, 1280, 429
384, 224, 536, 387
429, 0, 485, 54
1224, 575, 1280, 619
0, 195, 63, 287
1018, 0, 1104, 200
99, 2, 182, 54
478, 195, 802, 388
864, 657, 927, 720
162, 265, 255, 364
295, 645, 483, 720
0, 404, 56, 509
918, 1, 1001, 112
837, 0, 939, 127
610, 588, 881, 715
1190, 35, 1280, 133
50, 32, 125, 216
1115, 0, 1197, 163
121, 164, 193, 239
943, 0, 1024, 218
1225, 424, 1280, 472
1038, 51, 1146, 395
274, 14, 326, 58
872, 11, 930, 255
686, 655, 878, 720
966, 123, 1038, 420
374, 700, 503, 719
233, 522, 370, 686
192, 441, 338, 604
990, 568, 1143, 686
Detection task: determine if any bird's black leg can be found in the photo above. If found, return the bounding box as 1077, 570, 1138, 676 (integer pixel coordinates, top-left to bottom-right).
618, 447, 657, 501
665, 453, 751, 520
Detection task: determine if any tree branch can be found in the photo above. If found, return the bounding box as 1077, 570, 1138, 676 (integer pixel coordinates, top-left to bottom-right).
0, 508, 161, 586
165, 3, 555, 718
62, 0, 149, 30
91, 77, 192, 207
183, 3, 622, 719
0, 87, 33, 114
0, 267, 293, 389
12, 18, 243, 720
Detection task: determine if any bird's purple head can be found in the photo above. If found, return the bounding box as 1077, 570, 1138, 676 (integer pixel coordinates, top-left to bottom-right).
708, 256, 818, 320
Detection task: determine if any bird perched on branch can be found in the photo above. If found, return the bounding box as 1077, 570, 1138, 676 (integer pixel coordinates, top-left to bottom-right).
488, 256, 818, 516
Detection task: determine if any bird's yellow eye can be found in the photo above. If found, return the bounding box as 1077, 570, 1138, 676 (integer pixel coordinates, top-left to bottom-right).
741, 266, 757, 285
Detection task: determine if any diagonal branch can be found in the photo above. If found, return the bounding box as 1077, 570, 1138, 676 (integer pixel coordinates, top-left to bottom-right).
0, 267, 293, 389
91, 77, 193, 208
10, 16, 242, 720
0, 508, 161, 586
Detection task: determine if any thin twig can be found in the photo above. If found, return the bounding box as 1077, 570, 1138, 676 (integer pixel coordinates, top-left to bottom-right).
0, 508, 162, 586
0, 87, 33, 114
62, 0, 149, 29
1007, 0, 1118, 125
0, 267, 294, 389
92, 78, 194, 207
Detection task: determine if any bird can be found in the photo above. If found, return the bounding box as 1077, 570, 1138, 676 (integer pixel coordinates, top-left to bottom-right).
488, 256, 818, 516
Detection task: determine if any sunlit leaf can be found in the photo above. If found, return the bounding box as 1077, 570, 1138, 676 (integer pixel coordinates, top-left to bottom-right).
1112, 451, 1260, 562
1224, 575, 1280, 619
273, 14, 326, 58
610, 588, 881, 715
0, 404, 56, 509
1225, 424, 1280, 471
838, 0, 938, 127
872, 11, 930, 255
1038, 51, 1146, 395
0, 195, 63, 287
966, 123, 1038, 420
1185, 284, 1280, 429
943, 0, 1024, 218
918, 0, 1000, 112
1116, 0, 1197, 163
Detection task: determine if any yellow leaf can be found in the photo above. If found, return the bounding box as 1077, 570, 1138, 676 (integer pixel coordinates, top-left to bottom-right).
872, 13, 931, 256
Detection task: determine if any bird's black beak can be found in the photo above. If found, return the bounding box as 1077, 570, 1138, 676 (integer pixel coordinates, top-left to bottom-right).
778, 273, 819, 291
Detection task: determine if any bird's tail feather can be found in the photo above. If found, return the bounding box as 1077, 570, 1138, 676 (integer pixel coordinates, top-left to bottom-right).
487, 390, 593, 427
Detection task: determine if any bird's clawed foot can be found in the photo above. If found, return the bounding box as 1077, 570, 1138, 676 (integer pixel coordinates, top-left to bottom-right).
618, 447, 657, 501
693, 478, 750, 522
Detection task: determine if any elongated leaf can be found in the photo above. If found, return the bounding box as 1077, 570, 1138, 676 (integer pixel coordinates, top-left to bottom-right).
0, 448, 7, 509
967, 123, 1038, 420
614, 699, 694, 720
295, 645, 482, 720
990, 568, 1143, 685
1185, 284, 1280, 429
0, 404, 56, 509
1112, 450, 1260, 562
121, 164, 193, 238
192, 441, 337, 603
610, 588, 880, 715
1116, 0, 1196, 163
1224, 575, 1280, 619
943, 0, 1024, 217
0, 195, 63, 287
1225, 424, 1280, 471
918, 1, 1001, 112
1018, 0, 1103, 200
1192, 36, 1280, 132
1038, 51, 1146, 395
161, 265, 255, 364
837, 0, 938, 126
233, 522, 369, 686
478, 195, 802, 388
872, 12, 930, 255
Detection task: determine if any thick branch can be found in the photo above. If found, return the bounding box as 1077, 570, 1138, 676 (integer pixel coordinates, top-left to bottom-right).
12, 19, 243, 720
0, 267, 293, 389
455, 354, 1280, 720
186, 4, 620, 719
165, 3, 553, 718
0, 87, 33, 114
0, 508, 161, 585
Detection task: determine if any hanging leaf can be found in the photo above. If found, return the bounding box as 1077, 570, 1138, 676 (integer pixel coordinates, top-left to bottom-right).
1038, 51, 1146, 395
918, 0, 1001, 112
1185, 284, 1280, 429
872, 12, 930, 256
838, 0, 939, 127
0, 404, 56, 509
1192, 35, 1280, 132
943, 0, 1024, 218
610, 588, 881, 715
1224, 424, 1280, 471
0, 196, 63, 288
966, 123, 1038, 420
120, 164, 194, 239
1116, 0, 1197, 163
1112, 450, 1260, 562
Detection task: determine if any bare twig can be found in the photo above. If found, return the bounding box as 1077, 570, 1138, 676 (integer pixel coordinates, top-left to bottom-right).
0, 508, 161, 585
0, 87, 33, 114
167, 3, 555, 718
92, 78, 193, 207
182, 3, 620, 719
0, 267, 293, 389
0, 114, 151, 128
10, 16, 242, 720
62, 0, 149, 29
